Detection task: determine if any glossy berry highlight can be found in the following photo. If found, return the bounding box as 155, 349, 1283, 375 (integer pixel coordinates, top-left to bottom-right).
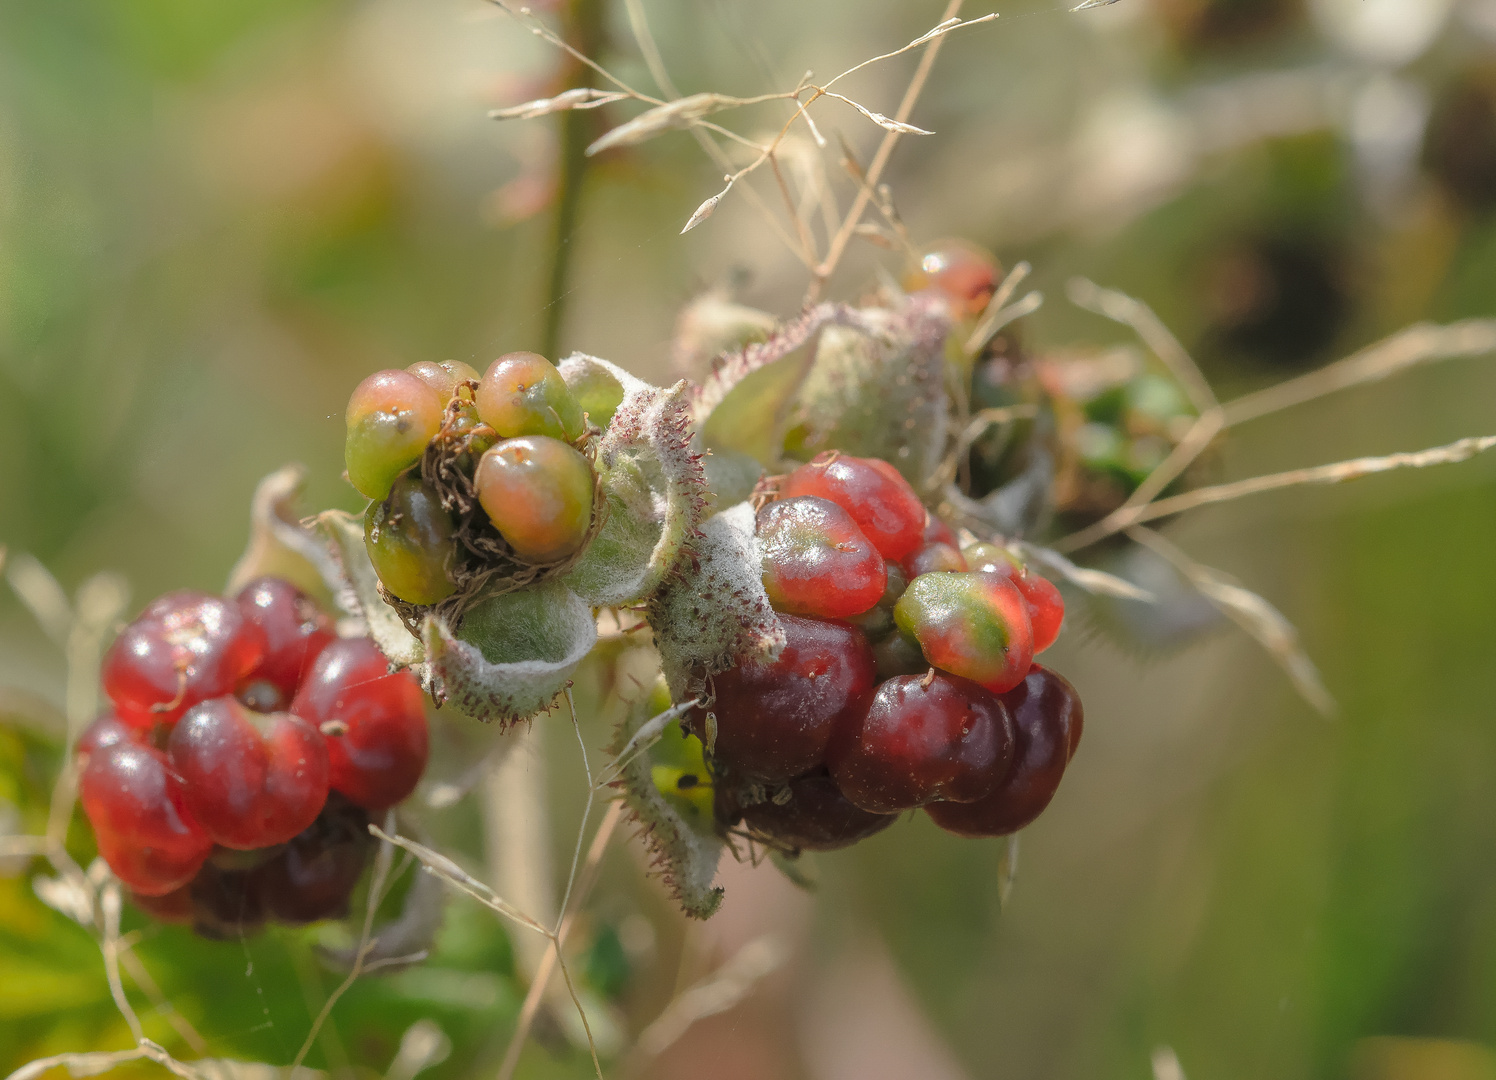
235, 577, 335, 704
364, 474, 459, 605
904, 240, 1000, 319
291, 636, 428, 811
964, 543, 1065, 652
830, 673, 1014, 813
168, 698, 330, 850
475, 436, 596, 563
79, 742, 213, 896
778, 454, 926, 562
757, 496, 887, 619
475, 352, 586, 443
688, 614, 876, 782
926, 665, 1083, 837
344, 369, 445, 501
102, 591, 266, 729
406, 360, 481, 402
894, 571, 1035, 693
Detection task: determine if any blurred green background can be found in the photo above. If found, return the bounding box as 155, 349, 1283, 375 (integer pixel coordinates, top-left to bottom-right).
2, 0, 1495, 1077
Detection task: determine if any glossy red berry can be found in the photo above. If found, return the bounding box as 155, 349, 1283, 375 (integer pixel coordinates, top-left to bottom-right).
345, 369, 445, 501
364, 474, 459, 605
903, 542, 968, 578
79, 742, 212, 896
964, 544, 1065, 652
254, 794, 374, 925
102, 591, 266, 729
894, 572, 1034, 693
235, 577, 335, 704
757, 497, 887, 619
921, 512, 960, 549
829, 673, 1014, 814
904, 240, 1000, 319
688, 614, 876, 782
291, 637, 428, 811
715, 772, 895, 852
925, 665, 1083, 837
76, 712, 139, 763
778, 454, 926, 562
475, 436, 595, 563
168, 698, 330, 850
406, 360, 481, 402
475, 352, 585, 443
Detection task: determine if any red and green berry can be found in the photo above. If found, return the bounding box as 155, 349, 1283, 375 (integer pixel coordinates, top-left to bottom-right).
80, 577, 427, 934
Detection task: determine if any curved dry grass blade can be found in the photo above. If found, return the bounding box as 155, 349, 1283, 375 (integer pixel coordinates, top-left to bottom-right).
1129, 527, 1334, 715
1222, 318, 1496, 427
813, 0, 968, 295
819, 92, 934, 135
1130, 434, 1496, 526
6, 551, 72, 646
588, 93, 744, 156
631, 937, 788, 1061
1067, 277, 1218, 414
1053, 411, 1226, 553
490, 88, 628, 120
1013, 541, 1156, 602
293, 813, 399, 1071
963, 291, 1044, 356
4, 1048, 148, 1080
495, 800, 623, 1080
964, 261, 1033, 355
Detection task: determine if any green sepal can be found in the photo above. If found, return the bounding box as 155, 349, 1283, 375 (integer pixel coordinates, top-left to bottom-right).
422, 580, 598, 725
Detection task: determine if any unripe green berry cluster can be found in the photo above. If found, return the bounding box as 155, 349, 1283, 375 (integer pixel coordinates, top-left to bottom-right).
346, 352, 616, 608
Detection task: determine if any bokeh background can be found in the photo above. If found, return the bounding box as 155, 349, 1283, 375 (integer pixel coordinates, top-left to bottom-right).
3, 0, 1496, 1077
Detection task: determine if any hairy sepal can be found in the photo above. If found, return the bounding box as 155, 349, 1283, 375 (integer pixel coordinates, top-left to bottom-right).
789, 294, 953, 491
648, 500, 785, 701
564, 357, 708, 607
313, 509, 425, 668
227, 465, 347, 611
610, 686, 724, 919
689, 302, 874, 467
422, 580, 597, 725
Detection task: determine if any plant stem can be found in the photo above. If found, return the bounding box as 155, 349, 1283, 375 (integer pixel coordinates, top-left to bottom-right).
542, 0, 608, 359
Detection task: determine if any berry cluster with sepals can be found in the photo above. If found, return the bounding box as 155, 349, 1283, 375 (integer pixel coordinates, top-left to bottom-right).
348, 352, 607, 616
690, 452, 1083, 853
81, 577, 427, 938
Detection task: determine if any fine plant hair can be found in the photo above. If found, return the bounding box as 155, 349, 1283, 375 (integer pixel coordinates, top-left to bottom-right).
7, 2, 1496, 1079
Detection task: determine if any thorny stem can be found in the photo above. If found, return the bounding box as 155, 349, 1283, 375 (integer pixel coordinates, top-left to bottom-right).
542, 0, 608, 359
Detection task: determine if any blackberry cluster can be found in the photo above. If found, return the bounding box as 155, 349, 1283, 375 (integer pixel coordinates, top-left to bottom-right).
348, 353, 614, 613
79, 577, 427, 937
695, 453, 1084, 853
